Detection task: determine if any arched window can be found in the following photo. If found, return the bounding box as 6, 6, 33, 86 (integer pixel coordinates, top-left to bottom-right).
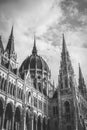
13, 85, 15, 95
4, 103, 13, 130
15, 107, 21, 130
21, 90, 23, 100
8, 82, 11, 94
4, 80, 7, 92
27, 92, 31, 103
19, 89, 21, 99
10, 84, 13, 95
64, 101, 70, 113
1, 78, 4, 90
38, 82, 42, 92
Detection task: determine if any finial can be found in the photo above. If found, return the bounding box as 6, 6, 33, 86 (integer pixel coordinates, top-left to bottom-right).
32, 34, 37, 55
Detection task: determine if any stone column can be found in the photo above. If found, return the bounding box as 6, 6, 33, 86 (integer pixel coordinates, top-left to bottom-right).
41, 118, 43, 130
31, 117, 33, 130
2, 108, 5, 129
36, 118, 38, 130
12, 111, 15, 130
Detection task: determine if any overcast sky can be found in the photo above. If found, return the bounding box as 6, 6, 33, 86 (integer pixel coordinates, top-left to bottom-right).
0, 0, 87, 85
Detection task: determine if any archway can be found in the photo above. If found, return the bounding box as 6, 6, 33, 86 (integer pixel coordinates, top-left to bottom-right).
47, 119, 50, 130
4, 103, 13, 130
0, 99, 3, 128
26, 109, 30, 130
43, 117, 46, 130
38, 116, 41, 130
33, 114, 37, 130
14, 107, 21, 130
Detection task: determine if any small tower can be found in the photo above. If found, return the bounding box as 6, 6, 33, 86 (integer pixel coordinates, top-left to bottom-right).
58, 34, 78, 130
0, 36, 4, 53
4, 26, 17, 69
78, 64, 86, 97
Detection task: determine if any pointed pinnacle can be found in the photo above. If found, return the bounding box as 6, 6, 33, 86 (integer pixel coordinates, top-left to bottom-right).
32, 34, 37, 55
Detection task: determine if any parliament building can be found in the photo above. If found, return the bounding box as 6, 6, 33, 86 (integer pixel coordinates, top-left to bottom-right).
0, 26, 87, 130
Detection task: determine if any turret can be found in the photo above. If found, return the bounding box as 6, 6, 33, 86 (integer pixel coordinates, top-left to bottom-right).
0, 36, 4, 53
5, 26, 17, 61
78, 64, 86, 97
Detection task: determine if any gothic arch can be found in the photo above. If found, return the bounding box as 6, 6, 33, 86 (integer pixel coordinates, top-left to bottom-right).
43, 117, 46, 130
33, 113, 37, 130
38, 115, 41, 130
14, 106, 21, 130
4, 102, 13, 129
26, 109, 31, 130
47, 118, 50, 130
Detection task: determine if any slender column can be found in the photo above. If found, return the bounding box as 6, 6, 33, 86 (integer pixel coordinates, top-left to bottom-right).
2, 107, 5, 129
41, 118, 43, 130
31, 115, 34, 130
36, 118, 38, 130
12, 111, 15, 130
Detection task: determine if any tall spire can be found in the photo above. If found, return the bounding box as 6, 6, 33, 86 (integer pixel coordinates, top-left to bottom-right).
5, 26, 15, 58
0, 36, 4, 53
58, 34, 74, 89
78, 64, 86, 96
32, 35, 37, 55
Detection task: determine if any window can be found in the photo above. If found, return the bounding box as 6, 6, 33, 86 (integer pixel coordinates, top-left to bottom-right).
44, 103, 47, 114
38, 83, 41, 92
65, 77, 68, 88
39, 100, 42, 110
53, 106, 58, 116
34, 97, 37, 108
64, 101, 70, 113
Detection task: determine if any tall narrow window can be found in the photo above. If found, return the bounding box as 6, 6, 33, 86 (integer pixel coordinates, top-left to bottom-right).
64, 101, 70, 113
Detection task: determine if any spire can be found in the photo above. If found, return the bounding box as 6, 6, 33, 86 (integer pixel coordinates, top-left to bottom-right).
0, 36, 4, 53
58, 34, 74, 89
78, 64, 86, 96
5, 26, 15, 58
79, 64, 83, 81
62, 34, 67, 54
32, 35, 37, 55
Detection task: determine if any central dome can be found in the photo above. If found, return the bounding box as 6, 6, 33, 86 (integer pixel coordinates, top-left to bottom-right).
19, 36, 50, 79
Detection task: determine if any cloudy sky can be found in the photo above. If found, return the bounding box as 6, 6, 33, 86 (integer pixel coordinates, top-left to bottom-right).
0, 0, 87, 85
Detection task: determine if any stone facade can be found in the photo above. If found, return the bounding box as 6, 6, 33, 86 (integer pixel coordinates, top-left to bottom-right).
0, 27, 87, 130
